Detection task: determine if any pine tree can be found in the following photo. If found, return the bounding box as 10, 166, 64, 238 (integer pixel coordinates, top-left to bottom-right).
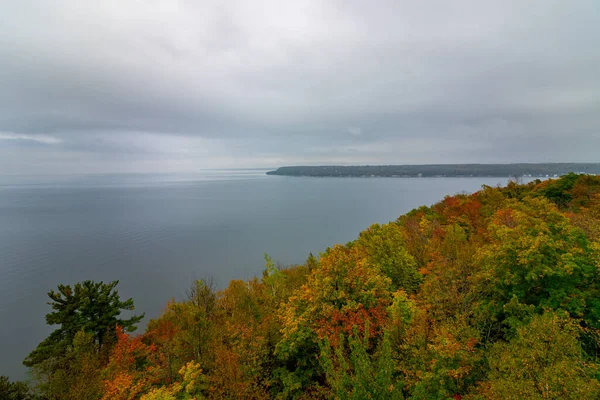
24, 280, 143, 368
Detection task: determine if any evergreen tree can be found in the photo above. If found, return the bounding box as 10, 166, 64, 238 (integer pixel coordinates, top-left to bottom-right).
24, 280, 143, 368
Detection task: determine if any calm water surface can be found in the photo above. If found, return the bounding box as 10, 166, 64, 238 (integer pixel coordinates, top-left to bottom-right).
0, 171, 517, 379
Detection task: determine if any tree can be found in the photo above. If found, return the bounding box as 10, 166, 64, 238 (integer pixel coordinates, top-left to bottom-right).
475, 312, 600, 399
101, 327, 163, 400
533, 172, 580, 208
210, 273, 282, 399
33, 331, 103, 400
320, 325, 403, 400
0, 376, 38, 400
305, 253, 318, 272
276, 244, 393, 397
474, 198, 600, 339
24, 280, 143, 368
355, 223, 421, 292
407, 314, 483, 400
140, 362, 207, 400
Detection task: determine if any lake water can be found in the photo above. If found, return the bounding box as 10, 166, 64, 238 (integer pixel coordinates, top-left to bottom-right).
0, 171, 517, 379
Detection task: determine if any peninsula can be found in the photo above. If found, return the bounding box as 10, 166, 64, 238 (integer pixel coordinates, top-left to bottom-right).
266, 163, 600, 178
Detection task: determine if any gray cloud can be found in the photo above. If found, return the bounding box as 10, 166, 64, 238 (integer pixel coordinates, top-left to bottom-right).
0, 0, 599, 173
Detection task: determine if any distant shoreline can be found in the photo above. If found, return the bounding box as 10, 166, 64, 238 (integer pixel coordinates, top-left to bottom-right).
266, 163, 600, 178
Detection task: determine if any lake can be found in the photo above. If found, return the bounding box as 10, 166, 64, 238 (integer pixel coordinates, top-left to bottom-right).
0, 171, 519, 379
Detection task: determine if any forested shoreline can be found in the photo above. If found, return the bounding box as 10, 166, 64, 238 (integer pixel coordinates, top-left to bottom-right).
267, 163, 600, 177
3, 173, 600, 399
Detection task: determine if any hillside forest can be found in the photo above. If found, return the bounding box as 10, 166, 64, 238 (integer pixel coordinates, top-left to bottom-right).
3, 173, 600, 399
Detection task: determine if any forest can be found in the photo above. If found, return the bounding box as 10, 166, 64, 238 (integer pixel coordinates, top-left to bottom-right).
2, 173, 600, 399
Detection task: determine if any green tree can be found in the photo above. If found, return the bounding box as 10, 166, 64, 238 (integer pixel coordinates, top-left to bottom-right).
24, 280, 143, 368
33, 331, 103, 400
534, 172, 580, 208
356, 223, 421, 292
305, 253, 318, 272
474, 197, 600, 339
320, 326, 403, 400
0, 376, 38, 400
476, 312, 600, 399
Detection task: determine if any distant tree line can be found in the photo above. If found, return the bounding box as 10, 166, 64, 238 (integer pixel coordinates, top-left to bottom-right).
266, 163, 600, 177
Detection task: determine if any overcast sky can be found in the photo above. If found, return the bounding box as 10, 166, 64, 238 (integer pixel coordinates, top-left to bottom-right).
1, 0, 599, 174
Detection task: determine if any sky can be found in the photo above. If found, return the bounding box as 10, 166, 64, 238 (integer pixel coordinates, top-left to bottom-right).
1, 0, 599, 174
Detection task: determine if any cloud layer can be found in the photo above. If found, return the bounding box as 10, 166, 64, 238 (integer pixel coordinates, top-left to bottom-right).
1, 0, 599, 173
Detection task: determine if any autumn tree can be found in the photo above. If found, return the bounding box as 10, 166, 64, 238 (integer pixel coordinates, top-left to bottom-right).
140, 362, 208, 400
144, 279, 218, 381
276, 244, 393, 396
101, 327, 169, 400
209, 271, 283, 398
406, 314, 483, 400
